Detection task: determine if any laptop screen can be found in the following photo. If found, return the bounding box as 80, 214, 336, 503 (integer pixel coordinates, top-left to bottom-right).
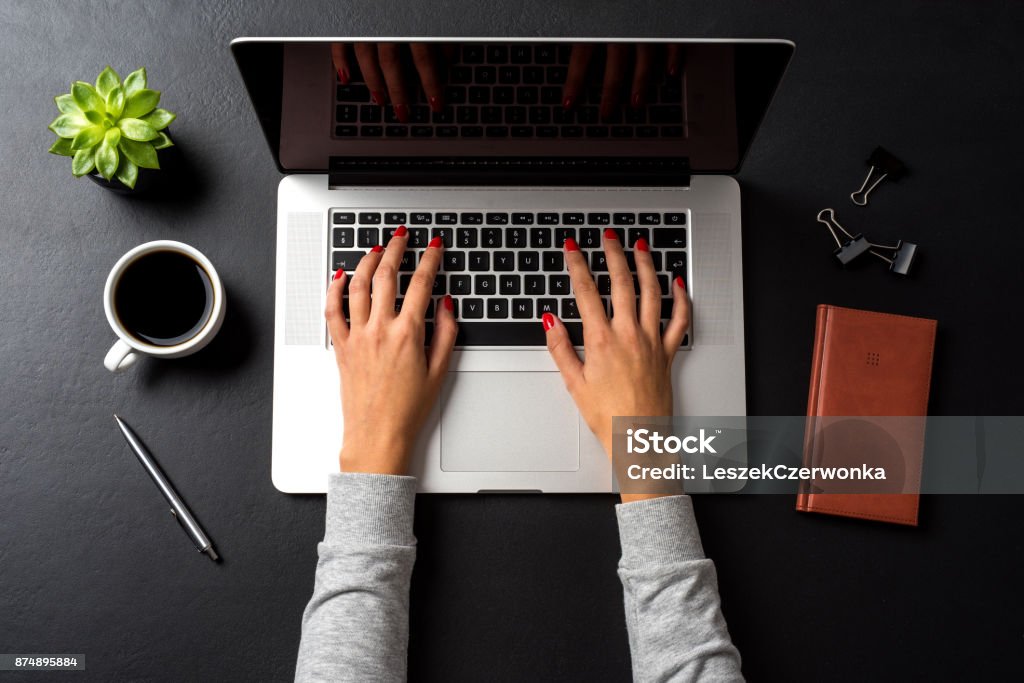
231, 39, 793, 175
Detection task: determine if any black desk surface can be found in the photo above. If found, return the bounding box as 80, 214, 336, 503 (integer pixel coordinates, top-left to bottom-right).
2, 1, 1022, 680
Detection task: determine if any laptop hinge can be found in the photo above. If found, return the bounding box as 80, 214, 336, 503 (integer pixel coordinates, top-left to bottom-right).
327, 156, 690, 188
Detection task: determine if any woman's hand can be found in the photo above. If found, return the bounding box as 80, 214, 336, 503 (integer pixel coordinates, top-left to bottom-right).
542, 230, 690, 501
325, 229, 458, 475
332, 42, 448, 119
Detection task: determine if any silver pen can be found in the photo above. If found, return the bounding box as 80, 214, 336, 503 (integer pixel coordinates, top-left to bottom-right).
114, 415, 219, 561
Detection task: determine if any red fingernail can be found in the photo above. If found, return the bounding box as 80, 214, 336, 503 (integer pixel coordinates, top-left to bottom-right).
668, 64, 679, 77
429, 95, 443, 113
564, 237, 579, 252
675, 276, 686, 291
635, 237, 649, 252
394, 225, 408, 238
563, 95, 576, 110
371, 245, 383, 253
443, 294, 454, 312
631, 91, 642, 109
371, 90, 385, 105
394, 103, 409, 123
333, 269, 344, 281
541, 312, 556, 331
428, 236, 443, 248
604, 228, 619, 241
337, 68, 349, 85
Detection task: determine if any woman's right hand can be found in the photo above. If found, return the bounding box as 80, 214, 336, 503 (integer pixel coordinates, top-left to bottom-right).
542, 231, 690, 502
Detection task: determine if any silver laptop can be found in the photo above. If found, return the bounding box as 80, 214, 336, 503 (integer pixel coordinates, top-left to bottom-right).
230, 38, 794, 493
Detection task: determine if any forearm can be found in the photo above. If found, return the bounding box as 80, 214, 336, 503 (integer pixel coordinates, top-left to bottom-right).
616, 495, 742, 682
295, 473, 417, 683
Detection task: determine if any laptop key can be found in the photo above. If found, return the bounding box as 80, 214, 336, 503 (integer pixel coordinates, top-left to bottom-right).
436, 212, 458, 225
468, 87, 489, 104
639, 213, 661, 225
482, 106, 503, 123
399, 275, 412, 294
443, 251, 466, 271
462, 298, 484, 319
667, 252, 687, 280
628, 228, 650, 247
561, 299, 580, 319
524, 66, 544, 84
410, 212, 432, 224
503, 227, 526, 248
437, 126, 458, 137
537, 298, 558, 315
486, 212, 509, 225
493, 88, 514, 105
530, 228, 552, 248
400, 252, 417, 271
456, 228, 477, 248
518, 251, 539, 271
486, 299, 508, 319
613, 213, 635, 225
384, 212, 407, 224
591, 252, 608, 272
664, 213, 687, 225
549, 275, 570, 295
461, 126, 483, 138
450, 66, 472, 84
407, 228, 429, 248
359, 212, 382, 224
611, 126, 633, 138
498, 65, 519, 83
525, 274, 546, 294
554, 228, 576, 247
494, 251, 515, 271
658, 274, 669, 295
337, 84, 370, 101
597, 275, 611, 295
562, 213, 585, 225
335, 125, 358, 136
511, 212, 534, 225
536, 125, 558, 137
432, 275, 446, 296
486, 126, 509, 137
542, 251, 564, 271
481, 228, 502, 248
385, 126, 408, 137
537, 213, 559, 225
469, 252, 490, 271
333, 228, 355, 248
332, 251, 364, 271
357, 228, 379, 247
511, 45, 532, 64
653, 228, 687, 248
586, 212, 610, 225
449, 274, 471, 294
333, 212, 356, 225
512, 299, 533, 319
475, 275, 496, 295
579, 228, 601, 248
461, 212, 484, 225
431, 228, 453, 247
499, 275, 520, 295
411, 126, 433, 137
360, 125, 383, 137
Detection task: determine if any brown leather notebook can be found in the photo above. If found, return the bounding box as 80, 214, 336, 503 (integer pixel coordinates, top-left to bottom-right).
796, 305, 937, 526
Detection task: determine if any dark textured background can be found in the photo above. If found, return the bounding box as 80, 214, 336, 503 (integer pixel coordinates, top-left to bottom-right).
2, 1, 1023, 681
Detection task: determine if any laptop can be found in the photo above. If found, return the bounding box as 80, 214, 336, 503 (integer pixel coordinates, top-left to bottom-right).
230, 38, 794, 493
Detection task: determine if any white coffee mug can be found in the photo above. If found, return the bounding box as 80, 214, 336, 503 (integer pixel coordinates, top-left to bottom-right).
103, 240, 226, 372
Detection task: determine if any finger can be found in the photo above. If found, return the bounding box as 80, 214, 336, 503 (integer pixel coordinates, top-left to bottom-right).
666, 44, 683, 78
354, 42, 388, 105
630, 45, 655, 109
348, 244, 384, 326
563, 43, 594, 110
662, 276, 692, 358
600, 44, 630, 119
332, 43, 352, 84
542, 312, 584, 393
410, 43, 444, 112
325, 268, 350, 344
369, 225, 407, 322
564, 238, 608, 333
378, 42, 410, 122
633, 237, 662, 335
427, 295, 458, 389
603, 229, 636, 325
402, 233, 443, 319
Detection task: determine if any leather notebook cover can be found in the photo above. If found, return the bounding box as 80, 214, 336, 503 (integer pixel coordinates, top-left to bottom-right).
796, 305, 937, 526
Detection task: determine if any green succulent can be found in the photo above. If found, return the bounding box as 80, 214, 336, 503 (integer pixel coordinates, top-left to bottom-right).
48, 66, 176, 189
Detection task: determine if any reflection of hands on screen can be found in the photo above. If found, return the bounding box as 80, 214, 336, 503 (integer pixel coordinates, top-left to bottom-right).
330, 42, 683, 124
333, 42, 449, 121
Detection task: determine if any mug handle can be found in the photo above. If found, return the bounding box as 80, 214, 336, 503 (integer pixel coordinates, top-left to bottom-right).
104, 339, 139, 373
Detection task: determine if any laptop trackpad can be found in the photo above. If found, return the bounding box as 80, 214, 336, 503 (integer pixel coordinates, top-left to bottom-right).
440, 372, 580, 472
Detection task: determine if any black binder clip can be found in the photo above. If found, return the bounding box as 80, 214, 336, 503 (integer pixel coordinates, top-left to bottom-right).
850, 147, 908, 206
816, 209, 918, 275
816, 208, 871, 265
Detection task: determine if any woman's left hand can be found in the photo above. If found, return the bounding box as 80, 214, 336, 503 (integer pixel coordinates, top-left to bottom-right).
325, 228, 458, 475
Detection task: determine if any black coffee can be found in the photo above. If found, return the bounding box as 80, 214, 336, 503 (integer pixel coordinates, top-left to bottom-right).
114, 250, 214, 346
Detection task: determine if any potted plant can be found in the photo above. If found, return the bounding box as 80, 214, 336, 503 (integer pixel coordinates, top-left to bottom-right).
47, 66, 176, 192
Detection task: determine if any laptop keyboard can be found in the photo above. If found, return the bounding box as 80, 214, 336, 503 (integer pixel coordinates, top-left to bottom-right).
329, 209, 690, 347
334, 43, 686, 140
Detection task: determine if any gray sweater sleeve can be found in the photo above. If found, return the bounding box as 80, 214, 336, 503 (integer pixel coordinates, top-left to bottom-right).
616, 495, 743, 682
295, 472, 417, 683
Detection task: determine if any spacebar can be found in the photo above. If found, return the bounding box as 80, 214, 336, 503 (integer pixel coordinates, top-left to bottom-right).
455, 322, 584, 346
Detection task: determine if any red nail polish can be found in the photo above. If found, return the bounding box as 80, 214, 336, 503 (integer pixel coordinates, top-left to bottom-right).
394, 225, 408, 238
428, 236, 443, 248
337, 68, 349, 85
635, 237, 649, 252
394, 103, 409, 123
542, 312, 556, 331
631, 91, 642, 109
428, 95, 443, 113
371, 90, 385, 105
371, 245, 383, 253
443, 294, 454, 312
604, 228, 619, 241
564, 237, 579, 252
675, 276, 686, 291
563, 95, 576, 110
333, 269, 344, 281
